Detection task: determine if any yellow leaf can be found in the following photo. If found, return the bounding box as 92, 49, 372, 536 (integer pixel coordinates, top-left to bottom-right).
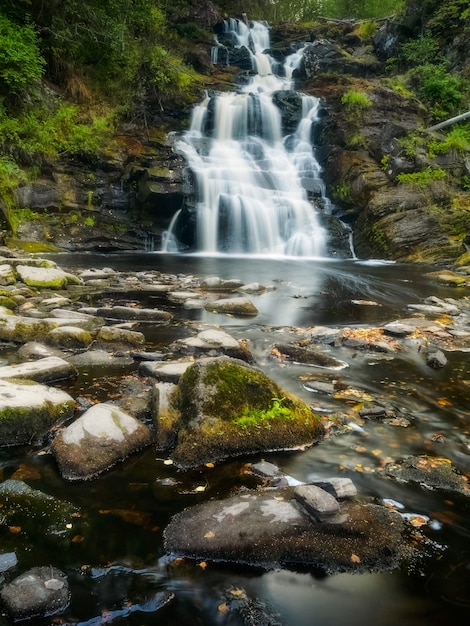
205, 462, 215, 468
72, 535, 85, 543
218, 603, 229, 614
351, 553, 361, 563
230, 588, 247, 598
204, 531, 215, 539
198, 561, 207, 569
372, 449, 382, 456
194, 485, 206, 492
8, 526, 21, 534
163, 459, 174, 465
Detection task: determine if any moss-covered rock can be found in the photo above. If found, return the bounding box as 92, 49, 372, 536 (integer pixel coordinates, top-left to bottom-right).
163, 356, 324, 468
0, 379, 75, 446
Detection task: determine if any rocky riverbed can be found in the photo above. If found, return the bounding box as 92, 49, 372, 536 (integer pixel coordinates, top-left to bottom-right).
0, 247, 470, 621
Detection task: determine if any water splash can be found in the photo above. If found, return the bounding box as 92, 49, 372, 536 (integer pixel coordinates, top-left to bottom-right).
163, 19, 329, 258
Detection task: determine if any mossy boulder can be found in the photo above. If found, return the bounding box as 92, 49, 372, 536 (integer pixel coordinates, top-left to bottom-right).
162, 356, 324, 468
15, 265, 81, 289
0, 379, 75, 446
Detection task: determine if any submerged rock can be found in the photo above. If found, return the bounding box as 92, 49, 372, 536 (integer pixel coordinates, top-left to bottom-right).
204, 297, 258, 317
164, 488, 410, 574
159, 356, 324, 468
0, 566, 70, 621
52, 402, 153, 480
383, 455, 470, 495
0, 480, 81, 545
272, 343, 348, 369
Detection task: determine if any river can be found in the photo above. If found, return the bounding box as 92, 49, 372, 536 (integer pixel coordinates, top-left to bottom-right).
1, 250, 466, 626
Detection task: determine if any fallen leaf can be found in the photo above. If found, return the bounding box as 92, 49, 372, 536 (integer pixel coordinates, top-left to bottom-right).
218, 603, 229, 614
230, 588, 247, 599
351, 554, 361, 563
198, 561, 207, 570
163, 459, 174, 465
205, 462, 215, 468
71, 535, 85, 543
194, 485, 206, 493
204, 531, 215, 539
8, 526, 21, 534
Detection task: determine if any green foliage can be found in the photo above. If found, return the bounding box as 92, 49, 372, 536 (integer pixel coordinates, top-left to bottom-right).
397, 166, 447, 187
233, 396, 295, 429
415, 64, 466, 119
427, 124, 470, 156
333, 182, 352, 202
0, 14, 45, 94
356, 20, 378, 40
401, 35, 441, 66
341, 90, 372, 111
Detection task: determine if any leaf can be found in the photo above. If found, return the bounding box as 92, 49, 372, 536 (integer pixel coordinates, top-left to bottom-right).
204, 531, 215, 539
218, 603, 229, 613
205, 462, 215, 468
230, 588, 247, 599
163, 459, 174, 465
198, 561, 207, 570
194, 485, 206, 492
8, 526, 21, 534
351, 553, 361, 563
71, 535, 85, 543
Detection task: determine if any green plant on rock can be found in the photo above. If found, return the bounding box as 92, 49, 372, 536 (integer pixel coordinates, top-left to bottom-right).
233, 396, 300, 430
427, 125, 470, 157
401, 34, 441, 66
397, 166, 447, 187
341, 90, 372, 112
356, 20, 378, 40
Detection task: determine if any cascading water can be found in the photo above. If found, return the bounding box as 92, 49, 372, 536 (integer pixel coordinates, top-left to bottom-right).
162, 19, 329, 257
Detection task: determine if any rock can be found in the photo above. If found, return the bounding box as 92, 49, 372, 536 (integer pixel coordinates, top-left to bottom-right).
0, 552, 17, 573
383, 456, 470, 495
94, 326, 146, 351
164, 489, 410, 574
164, 356, 324, 468
15, 265, 80, 289
359, 405, 387, 419
426, 348, 447, 369
0, 479, 81, 545
138, 359, 194, 382
383, 322, 416, 336
309, 477, 358, 499
294, 484, 340, 520
170, 328, 253, 362
68, 349, 134, 368
52, 402, 154, 480
0, 379, 75, 446
18, 341, 65, 360
45, 325, 94, 350
250, 460, 289, 487
204, 297, 258, 317
96, 306, 173, 322
0, 567, 70, 621
0, 264, 16, 285
153, 382, 180, 450
0, 355, 77, 384
272, 343, 348, 369
305, 326, 341, 344
425, 270, 467, 287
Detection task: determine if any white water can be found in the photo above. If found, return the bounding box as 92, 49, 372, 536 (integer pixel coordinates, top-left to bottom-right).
162, 20, 329, 258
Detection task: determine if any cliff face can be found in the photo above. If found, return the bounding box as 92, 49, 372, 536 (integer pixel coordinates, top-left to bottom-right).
7, 1, 470, 264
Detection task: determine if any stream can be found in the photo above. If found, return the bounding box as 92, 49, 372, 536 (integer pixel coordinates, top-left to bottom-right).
0, 252, 467, 625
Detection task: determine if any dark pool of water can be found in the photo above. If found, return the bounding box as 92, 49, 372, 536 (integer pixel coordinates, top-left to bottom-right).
1, 252, 470, 625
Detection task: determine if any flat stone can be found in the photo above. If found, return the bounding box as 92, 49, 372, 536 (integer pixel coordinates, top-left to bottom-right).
383, 322, 416, 336
138, 360, 194, 382
96, 306, 173, 322
95, 326, 145, 350
0, 356, 77, 383
309, 477, 357, 499
205, 297, 258, 317
45, 326, 94, 350
294, 484, 340, 520
16, 265, 80, 289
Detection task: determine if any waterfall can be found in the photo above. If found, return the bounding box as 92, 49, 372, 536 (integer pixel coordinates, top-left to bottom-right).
163, 20, 329, 258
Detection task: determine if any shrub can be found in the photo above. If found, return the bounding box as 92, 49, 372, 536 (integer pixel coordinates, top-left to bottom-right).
397, 166, 447, 187
0, 14, 45, 94
341, 90, 372, 111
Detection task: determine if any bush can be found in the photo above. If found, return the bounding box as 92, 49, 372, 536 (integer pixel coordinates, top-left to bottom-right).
341, 90, 372, 111
0, 14, 45, 94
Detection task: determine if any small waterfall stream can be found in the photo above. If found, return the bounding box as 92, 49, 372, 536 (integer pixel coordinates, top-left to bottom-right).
162, 19, 330, 257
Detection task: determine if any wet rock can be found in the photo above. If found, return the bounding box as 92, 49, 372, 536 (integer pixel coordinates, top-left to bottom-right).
52, 403, 153, 480
0, 567, 70, 621
309, 477, 357, 499
294, 484, 340, 520
426, 348, 447, 369
0, 264, 16, 285
45, 325, 94, 350
0, 379, 75, 446
138, 359, 193, 382
250, 460, 289, 487
164, 356, 324, 468
164, 489, 410, 574
305, 326, 341, 344
170, 328, 253, 362
153, 382, 179, 449
383, 322, 416, 337
0, 480, 81, 545
359, 405, 387, 419
383, 455, 470, 495
425, 270, 468, 287
272, 343, 348, 369
0, 355, 77, 383
68, 349, 134, 368
205, 297, 258, 317
0, 552, 17, 574
200, 276, 244, 292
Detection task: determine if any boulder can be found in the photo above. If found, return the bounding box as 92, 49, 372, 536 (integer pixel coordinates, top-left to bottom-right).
52, 403, 153, 480
0, 567, 70, 621
272, 343, 348, 369
95, 306, 173, 322
164, 488, 410, 574
139, 359, 194, 382
169, 328, 253, 362
45, 326, 94, 350
161, 356, 324, 468
0, 355, 77, 383
0, 379, 75, 446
